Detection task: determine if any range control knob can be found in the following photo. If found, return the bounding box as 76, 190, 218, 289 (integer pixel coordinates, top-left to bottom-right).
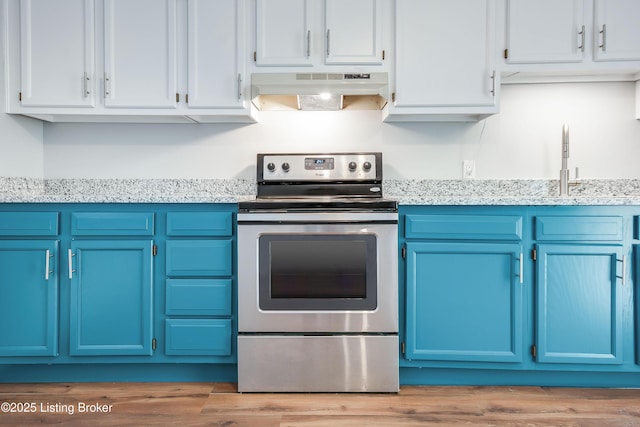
363, 161, 372, 171
348, 161, 357, 171
281, 162, 290, 172
267, 162, 276, 171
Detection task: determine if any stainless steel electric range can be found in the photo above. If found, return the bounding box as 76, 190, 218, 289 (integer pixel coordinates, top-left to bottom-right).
237, 152, 398, 393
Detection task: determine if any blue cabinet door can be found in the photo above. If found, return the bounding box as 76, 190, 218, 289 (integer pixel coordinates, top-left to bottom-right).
0, 240, 58, 356
536, 244, 624, 365
69, 240, 153, 356
165, 239, 232, 277
405, 242, 524, 363
634, 244, 640, 365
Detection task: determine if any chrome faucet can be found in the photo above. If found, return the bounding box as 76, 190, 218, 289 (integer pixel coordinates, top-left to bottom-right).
559, 123, 580, 196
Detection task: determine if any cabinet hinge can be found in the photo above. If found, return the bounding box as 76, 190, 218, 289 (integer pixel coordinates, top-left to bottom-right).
504, 48, 509, 59
382, 50, 385, 60
19, 92, 22, 102
531, 248, 537, 261
531, 344, 537, 358
152, 338, 157, 351
153, 245, 158, 256
176, 93, 180, 103
391, 92, 396, 103
401, 342, 405, 354
401, 246, 406, 259
253, 51, 257, 62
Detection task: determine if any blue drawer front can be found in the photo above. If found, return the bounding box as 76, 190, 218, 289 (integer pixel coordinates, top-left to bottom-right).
166, 212, 232, 237
405, 215, 523, 241
71, 212, 154, 236
535, 216, 623, 241
165, 319, 231, 356
165, 240, 232, 277
165, 279, 232, 316
0, 212, 59, 236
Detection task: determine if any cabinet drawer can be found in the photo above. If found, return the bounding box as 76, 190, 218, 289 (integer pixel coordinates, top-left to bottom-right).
166, 212, 232, 236
535, 216, 623, 241
405, 215, 523, 241
71, 212, 154, 236
166, 279, 232, 316
166, 240, 232, 277
165, 319, 231, 356
0, 212, 58, 236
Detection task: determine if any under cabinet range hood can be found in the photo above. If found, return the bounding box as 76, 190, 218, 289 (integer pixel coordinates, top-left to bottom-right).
251, 72, 389, 111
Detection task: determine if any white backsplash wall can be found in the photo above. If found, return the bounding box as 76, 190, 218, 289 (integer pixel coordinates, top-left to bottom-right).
0, 25, 44, 179
40, 81, 640, 180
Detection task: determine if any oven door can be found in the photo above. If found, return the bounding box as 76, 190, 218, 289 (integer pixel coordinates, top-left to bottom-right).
238, 212, 398, 333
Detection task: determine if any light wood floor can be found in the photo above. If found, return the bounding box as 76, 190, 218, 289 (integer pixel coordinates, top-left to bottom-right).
1, 382, 639, 426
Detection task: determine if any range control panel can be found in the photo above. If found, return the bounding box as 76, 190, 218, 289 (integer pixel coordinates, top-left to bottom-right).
259, 153, 380, 182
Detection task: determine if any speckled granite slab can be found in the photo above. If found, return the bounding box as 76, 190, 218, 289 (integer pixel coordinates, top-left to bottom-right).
385, 179, 640, 205
1, 177, 640, 205
0, 178, 256, 203
0, 177, 45, 199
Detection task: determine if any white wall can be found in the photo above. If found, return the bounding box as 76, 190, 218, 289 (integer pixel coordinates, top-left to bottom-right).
40, 81, 640, 180
0, 3, 44, 179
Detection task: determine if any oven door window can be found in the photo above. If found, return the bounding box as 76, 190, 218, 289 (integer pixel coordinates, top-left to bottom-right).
258, 234, 377, 311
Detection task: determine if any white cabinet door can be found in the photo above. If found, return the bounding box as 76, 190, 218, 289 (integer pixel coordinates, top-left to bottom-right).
394, 0, 496, 109
594, 0, 640, 61
187, 0, 245, 108
324, 0, 383, 65
103, 0, 178, 108
505, 0, 585, 64
19, 0, 95, 107
255, 0, 313, 66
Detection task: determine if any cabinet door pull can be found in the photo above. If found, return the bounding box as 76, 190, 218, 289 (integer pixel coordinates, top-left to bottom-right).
519, 252, 523, 284
578, 25, 585, 52
45, 250, 51, 281
490, 70, 496, 96
599, 24, 607, 51
306, 30, 311, 58
237, 74, 242, 100
68, 249, 75, 280
618, 255, 626, 286
326, 29, 331, 57
104, 73, 111, 97
84, 72, 91, 97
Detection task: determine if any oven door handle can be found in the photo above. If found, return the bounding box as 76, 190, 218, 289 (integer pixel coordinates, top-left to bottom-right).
238, 220, 398, 226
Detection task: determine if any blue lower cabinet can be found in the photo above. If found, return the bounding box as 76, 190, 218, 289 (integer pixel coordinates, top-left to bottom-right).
0, 240, 59, 356
405, 242, 524, 363
632, 246, 640, 364
165, 319, 231, 356
535, 244, 624, 365
69, 240, 154, 356
165, 279, 232, 316
165, 240, 232, 277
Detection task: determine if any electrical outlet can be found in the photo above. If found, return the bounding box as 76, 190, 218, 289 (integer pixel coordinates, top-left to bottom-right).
463, 160, 476, 179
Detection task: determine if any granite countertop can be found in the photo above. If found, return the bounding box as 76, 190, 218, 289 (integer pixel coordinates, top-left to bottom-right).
2, 177, 640, 205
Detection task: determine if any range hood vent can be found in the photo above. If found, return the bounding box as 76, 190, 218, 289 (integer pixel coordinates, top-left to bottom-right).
251, 72, 389, 111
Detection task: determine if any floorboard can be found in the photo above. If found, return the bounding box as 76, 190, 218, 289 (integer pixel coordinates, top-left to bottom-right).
0, 383, 639, 426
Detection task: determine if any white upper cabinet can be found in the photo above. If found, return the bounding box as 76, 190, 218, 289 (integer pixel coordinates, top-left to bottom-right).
324, 0, 382, 65
505, 0, 586, 63
387, 0, 497, 121
19, 0, 95, 108
6, 0, 253, 122
593, 0, 640, 61
500, 0, 640, 80
255, 0, 313, 66
187, 0, 246, 109
254, 0, 383, 68
103, 0, 178, 109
